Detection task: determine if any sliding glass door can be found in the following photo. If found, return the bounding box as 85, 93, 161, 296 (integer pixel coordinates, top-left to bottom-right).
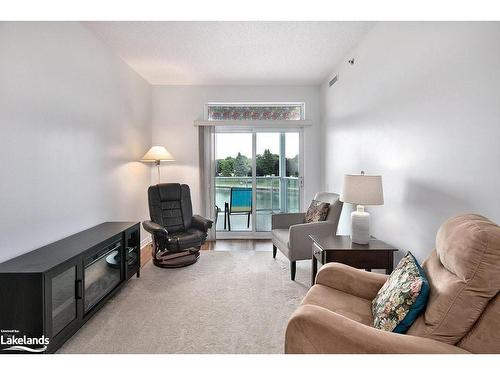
214, 132, 253, 232
214, 129, 302, 237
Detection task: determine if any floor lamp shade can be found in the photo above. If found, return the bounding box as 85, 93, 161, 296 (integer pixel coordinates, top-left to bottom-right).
141, 146, 175, 162
141, 146, 175, 183
340, 173, 384, 244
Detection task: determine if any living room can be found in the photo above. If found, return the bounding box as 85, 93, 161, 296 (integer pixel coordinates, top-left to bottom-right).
1, 1, 499, 373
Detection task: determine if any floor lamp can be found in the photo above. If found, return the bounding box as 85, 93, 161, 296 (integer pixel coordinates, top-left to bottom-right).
141, 146, 175, 183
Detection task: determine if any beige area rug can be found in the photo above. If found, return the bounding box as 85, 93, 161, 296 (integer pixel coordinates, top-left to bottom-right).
58, 251, 310, 354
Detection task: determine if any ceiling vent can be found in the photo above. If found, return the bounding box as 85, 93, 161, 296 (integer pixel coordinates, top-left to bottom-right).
329, 74, 338, 87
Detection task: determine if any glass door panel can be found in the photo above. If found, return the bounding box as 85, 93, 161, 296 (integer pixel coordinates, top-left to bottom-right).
284, 132, 300, 213
51, 265, 77, 336
255, 131, 300, 231
255, 132, 281, 231
214, 133, 253, 232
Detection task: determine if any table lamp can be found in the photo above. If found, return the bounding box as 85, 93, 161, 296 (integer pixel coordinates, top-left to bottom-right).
141, 146, 175, 183
340, 171, 384, 244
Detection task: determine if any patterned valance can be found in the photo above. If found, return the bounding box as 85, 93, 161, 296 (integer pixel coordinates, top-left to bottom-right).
207, 104, 303, 121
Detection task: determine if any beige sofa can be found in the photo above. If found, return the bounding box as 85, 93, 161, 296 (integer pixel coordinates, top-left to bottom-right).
285, 214, 500, 353
272, 192, 343, 280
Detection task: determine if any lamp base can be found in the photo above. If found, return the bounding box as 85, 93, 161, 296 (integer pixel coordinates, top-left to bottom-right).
351, 205, 370, 244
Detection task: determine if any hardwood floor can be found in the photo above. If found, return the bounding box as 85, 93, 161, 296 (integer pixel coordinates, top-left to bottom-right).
140, 243, 152, 266
201, 239, 272, 251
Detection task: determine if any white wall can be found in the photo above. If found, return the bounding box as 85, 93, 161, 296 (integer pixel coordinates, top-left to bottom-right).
321, 22, 500, 262
0, 22, 152, 262
152, 85, 322, 214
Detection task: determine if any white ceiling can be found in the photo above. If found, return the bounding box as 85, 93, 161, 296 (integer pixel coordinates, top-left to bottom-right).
84, 21, 375, 86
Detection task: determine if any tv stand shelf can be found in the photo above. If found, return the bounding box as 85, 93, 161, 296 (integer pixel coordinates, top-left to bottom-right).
0, 222, 140, 354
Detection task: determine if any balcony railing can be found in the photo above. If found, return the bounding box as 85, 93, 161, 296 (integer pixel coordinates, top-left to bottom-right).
215, 176, 299, 214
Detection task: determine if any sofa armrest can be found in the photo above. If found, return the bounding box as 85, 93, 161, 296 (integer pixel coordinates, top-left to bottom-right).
192, 215, 213, 232
272, 213, 305, 229
288, 221, 335, 259
316, 263, 389, 300
142, 220, 168, 237
285, 305, 469, 354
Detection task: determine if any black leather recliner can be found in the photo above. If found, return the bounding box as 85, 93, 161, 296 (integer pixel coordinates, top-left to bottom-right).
143, 183, 213, 268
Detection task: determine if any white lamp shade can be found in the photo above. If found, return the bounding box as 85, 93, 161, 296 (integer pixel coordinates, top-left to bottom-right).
340, 174, 384, 205
141, 146, 175, 162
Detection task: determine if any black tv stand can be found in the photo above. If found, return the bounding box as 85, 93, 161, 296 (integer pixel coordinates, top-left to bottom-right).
0, 222, 140, 353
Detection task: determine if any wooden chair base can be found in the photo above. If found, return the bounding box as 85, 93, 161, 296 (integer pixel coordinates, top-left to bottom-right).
153, 249, 200, 268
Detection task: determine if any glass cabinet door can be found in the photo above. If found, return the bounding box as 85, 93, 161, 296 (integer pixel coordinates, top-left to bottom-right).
49, 264, 80, 337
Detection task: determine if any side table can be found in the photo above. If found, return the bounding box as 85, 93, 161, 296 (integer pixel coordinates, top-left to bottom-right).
310, 234, 398, 286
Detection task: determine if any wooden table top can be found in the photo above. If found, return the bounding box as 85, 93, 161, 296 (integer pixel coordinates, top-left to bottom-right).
309, 234, 398, 251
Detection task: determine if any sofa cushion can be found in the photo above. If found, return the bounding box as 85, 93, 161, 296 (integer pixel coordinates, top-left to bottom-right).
305, 200, 330, 223
302, 284, 373, 326
372, 252, 429, 333
407, 214, 500, 345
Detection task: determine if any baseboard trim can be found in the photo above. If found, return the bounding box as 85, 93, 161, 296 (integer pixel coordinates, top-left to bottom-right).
141, 234, 151, 248
215, 232, 272, 240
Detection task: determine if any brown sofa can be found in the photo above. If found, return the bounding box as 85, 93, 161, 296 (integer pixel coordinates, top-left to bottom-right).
285, 214, 500, 353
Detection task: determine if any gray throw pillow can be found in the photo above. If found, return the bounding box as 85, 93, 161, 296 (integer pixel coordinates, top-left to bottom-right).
304, 200, 330, 223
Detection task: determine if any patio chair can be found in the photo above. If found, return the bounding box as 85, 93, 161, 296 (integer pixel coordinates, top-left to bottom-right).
224, 187, 252, 231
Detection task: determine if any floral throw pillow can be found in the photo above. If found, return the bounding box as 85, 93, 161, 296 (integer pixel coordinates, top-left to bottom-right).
304, 200, 330, 223
372, 252, 430, 333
